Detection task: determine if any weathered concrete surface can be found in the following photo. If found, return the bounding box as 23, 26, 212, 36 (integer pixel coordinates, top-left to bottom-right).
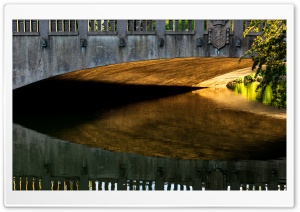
14, 35, 207, 89
13, 33, 256, 89
47, 57, 253, 87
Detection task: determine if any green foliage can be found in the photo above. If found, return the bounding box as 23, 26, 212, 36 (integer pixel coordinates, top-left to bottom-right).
239, 20, 287, 109
165, 20, 194, 31
227, 81, 284, 106
244, 74, 255, 83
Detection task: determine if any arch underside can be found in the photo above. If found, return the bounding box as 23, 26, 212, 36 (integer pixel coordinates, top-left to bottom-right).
13, 33, 254, 89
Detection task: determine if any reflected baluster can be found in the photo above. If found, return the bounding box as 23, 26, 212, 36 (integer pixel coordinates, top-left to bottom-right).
95, 181, 99, 191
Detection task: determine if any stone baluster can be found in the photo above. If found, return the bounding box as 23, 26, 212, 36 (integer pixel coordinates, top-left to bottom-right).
31, 20, 37, 32
29, 178, 35, 190
50, 20, 56, 32
188, 20, 193, 31
96, 20, 101, 32
166, 182, 170, 190
245, 20, 250, 30
141, 20, 147, 31
63, 180, 68, 190
135, 20, 141, 31
69, 180, 73, 190
181, 20, 185, 31
89, 20, 95, 32
169, 20, 173, 31
13, 177, 16, 190
128, 20, 134, 32
64, 20, 70, 32
175, 20, 179, 31
103, 20, 108, 31
13, 20, 17, 32
142, 181, 146, 190
136, 181, 140, 190
70, 20, 76, 31
15, 177, 20, 190
258, 22, 263, 32
94, 180, 98, 191
18, 20, 24, 32
21, 177, 26, 190
129, 179, 133, 190
148, 20, 153, 31
25, 20, 30, 32
105, 181, 109, 190
58, 179, 64, 190
88, 180, 93, 190
57, 20, 63, 32
17, 177, 21, 190
177, 183, 181, 191
110, 180, 115, 190
110, 20, 115, 31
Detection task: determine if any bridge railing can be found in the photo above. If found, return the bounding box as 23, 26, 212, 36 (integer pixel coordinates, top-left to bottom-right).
13, 176, 42, 191
49, 20, 77, 32
12, 19, 262, 36
12, 20, 39, 35
13, 175, 287, 191
243, 20, 264, 34
12, 19, 263, 49
12, 20, 38, 32
48, 20, 79, 36
165, 20, 194, 35
127, 20, 156, 35
88, 20, 118, 35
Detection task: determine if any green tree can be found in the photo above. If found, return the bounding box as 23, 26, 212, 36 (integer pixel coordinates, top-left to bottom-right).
239, 20, 287, 109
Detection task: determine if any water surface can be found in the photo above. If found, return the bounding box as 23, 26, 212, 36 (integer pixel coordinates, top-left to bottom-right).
13, 79, 287, 190
228, 81, 284, 106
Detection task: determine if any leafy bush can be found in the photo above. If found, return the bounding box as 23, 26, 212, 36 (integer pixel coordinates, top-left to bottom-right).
239, 20, 286, 109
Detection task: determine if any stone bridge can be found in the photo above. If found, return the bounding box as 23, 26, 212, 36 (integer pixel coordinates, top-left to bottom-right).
13, 20, 261, 89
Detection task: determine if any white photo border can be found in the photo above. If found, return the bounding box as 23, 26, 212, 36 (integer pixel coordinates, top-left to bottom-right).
3, 3, 294, 207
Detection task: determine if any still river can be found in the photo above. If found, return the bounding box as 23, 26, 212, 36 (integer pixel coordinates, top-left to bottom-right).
13, 77, 286, 191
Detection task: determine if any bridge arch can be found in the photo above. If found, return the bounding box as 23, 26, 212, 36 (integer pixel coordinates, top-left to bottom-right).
13, 20, 260, 89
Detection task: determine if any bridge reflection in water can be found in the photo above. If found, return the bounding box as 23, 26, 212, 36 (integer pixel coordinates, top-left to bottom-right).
13, 124, 286, 191
13, 74, 286, 191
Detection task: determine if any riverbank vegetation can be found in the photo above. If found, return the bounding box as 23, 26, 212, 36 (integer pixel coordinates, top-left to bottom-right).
239, 20, 287, 109
226, 75, 283, 106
